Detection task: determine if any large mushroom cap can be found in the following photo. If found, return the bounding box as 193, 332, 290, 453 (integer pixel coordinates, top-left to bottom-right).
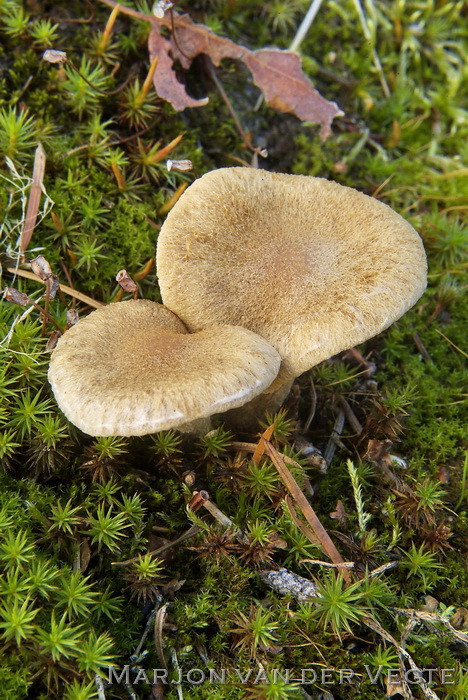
157, 167, 427, 386
48, 299, 281, 436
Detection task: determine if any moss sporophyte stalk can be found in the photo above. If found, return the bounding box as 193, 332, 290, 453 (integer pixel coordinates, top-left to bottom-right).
0, 0, 466, 698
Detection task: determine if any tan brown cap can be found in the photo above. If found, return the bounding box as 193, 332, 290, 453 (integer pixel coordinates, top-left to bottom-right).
157, 167, 427, 387
48, 299, 281, 436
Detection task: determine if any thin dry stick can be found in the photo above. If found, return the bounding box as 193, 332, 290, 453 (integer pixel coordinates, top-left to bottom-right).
29, 297, 62, 331
154, 603, 170, 671
303, 375, 317, 432
65, 117, 159, 157
131, 606, 159, 661
252, 424, 275, 465
206, 59, 265, 157
285, 494, 322, 549
261, 564, 440, 700
194, 491, 247, 541
324, 407, 345, 463
262, 439, 350, 580
3, 289, 62, 332
111, 525, 202, 566
412, 332, 433, 363
200, 493, 236, 530
41, 277, 53, 336
301, 559, 354, 569
372, 172, 396, 198
338, 396, 363, 435
231, 440, 302, 472
20, 144, 46, 253
394, 608, 468, 647
362, 615, 440, 700
7, 267, 104, 309
369, 561, 398, 576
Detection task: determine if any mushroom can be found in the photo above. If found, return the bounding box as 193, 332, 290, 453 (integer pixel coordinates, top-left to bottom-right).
156, 167, 427, 425
48, 299, 281, 436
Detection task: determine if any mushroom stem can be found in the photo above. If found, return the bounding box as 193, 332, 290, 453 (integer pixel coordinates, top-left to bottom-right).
178, 417, 212, 434
223, 380, 293, 432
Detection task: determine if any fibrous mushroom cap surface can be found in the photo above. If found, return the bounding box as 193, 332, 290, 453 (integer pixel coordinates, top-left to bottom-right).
48, 299, 281, 436
157, 167, 427, 385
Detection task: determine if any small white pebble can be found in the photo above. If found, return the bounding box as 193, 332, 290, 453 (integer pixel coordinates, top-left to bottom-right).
167, 159, 193, 172
43, 49, 67, 64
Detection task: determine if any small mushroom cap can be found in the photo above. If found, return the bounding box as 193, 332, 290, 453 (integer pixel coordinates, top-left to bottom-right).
157, 168, 427, 385
48, 299, 281, 436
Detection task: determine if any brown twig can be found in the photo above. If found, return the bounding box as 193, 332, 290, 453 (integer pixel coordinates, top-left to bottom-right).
13, 75, 34, 105
4, 289, 62, 332
323, 407, 345, 463
230, 439, 302, 472
205, 58, 266, 157
198, 491, 236, 530
394, 608, 468, 647
41, 277, 52, 337
412, 332, 433, 363
262, 439, 350, 580
20, 144, 46, 253
111, 525, 202, 567
284, 494, 322, 550
301, 558, 355, 569
154, 603, 170, 670
252, 424, 275, 465
338, 396, 363, 435
65, 117, 160, 158
65, 57, 137, 96
168, 5, 191, 61
7, 267, 104, 309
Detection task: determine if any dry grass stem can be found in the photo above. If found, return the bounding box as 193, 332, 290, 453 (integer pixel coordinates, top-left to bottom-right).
111, 525, 202, 567
434, 328, 467, 358
154, 603, 170, 671
7, 266, 104, 309
262, 439, 350, 579
20, 144, 46, 253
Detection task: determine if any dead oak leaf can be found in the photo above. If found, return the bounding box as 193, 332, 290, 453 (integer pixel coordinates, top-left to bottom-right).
149, 12, 343, 139
148, 26, 209, 110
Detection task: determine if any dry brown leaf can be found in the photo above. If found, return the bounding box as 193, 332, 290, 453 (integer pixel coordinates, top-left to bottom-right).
150, 14, 343, 139
79, 539, 92, 572
252, 424, 275, 465
329, 499, 349, 526
148, 26, 209, 110
98, 1, 342, 139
